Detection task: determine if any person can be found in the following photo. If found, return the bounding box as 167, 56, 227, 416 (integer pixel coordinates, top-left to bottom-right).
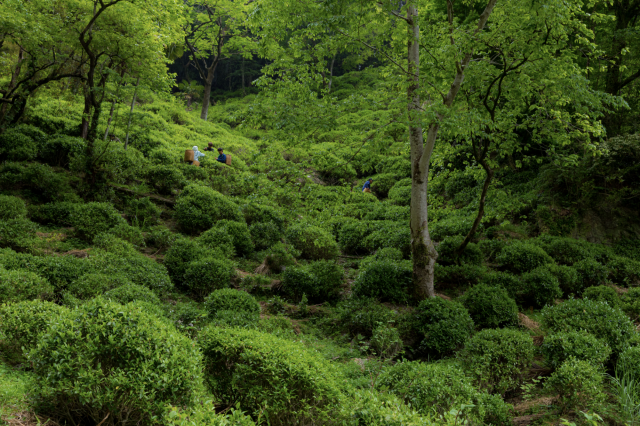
362, 178, 373, 193
216, 148, 227, 163
204, 142, 215, 152
192, 146, 205, 162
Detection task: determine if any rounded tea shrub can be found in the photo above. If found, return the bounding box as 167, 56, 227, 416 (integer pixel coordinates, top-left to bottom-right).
204, 288, 260, 323
573, 258, 609, 293
0, 300, 68, 354
164, 237, 209, 286
196, 227, 236, 258
461, 284, 518, 329
519, 266, 562, 308
249, 221, 281, 250
183, 257, 235, 301
104, 283, 162, 305
546, 264, 580, 296
352, 260, 412, 304
282, 260, 343, 303
216, 219, 254, 256
607, 255, 640, 287
67, 273, 134, 300
68, 202, 126, 241
0, 195, 27, 220
198, 326, 345, 425
460, 328, 534, 395
541, 331, 611, 370
334, 297, 397, 338
583, 285, 620, 308
544, 358, 605, 413
0, 269, 54, 303
406, 297, 474, 357
338, 221, 373, 254
29, 298, 203, 426
541, 298, 636, 357
617, 346, 640, 381
174, 184, 242, 233
286, 223, 340, 260
437, 235, 482, 266
544, 238, 593, 265
496, 241, 554, 273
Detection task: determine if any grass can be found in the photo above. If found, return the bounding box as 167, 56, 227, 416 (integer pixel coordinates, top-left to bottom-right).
0, 363, 32, 421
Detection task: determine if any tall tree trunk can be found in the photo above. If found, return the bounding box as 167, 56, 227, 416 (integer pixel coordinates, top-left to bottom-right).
104, 69, 126, 141
124, 77, 140, 149
408, 3, 437, 300
200, 67, 215, 121
0, 48, 25, 128
81, 94, 91, 139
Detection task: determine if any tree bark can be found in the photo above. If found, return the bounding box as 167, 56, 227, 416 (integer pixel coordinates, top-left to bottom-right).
200, 67, 215, 120
124, 77, 140, 149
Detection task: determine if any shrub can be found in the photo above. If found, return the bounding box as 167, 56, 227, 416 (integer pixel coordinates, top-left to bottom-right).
89, 251, 173, 294
0, 217, 38, 250
29, 298, 203, 426
497, 241, 554, 273
353, 260, 412, 304
621, 287, 640, 321
175, 184, 242, 233
241, 202, 285, 230
282, 260, 343, 303
0, 269, 54, 303
249, 221, 281, 250
371, 174, 397, 198
343, 390, 431, 426
435, 264, 486, 286
28, 201, 76, 226
286, 223, 340, 260
460, 328, 535, 395
608, 255, 640, 287
518, 266, 562, 308
334, 298, 397, 338
165, 401, 256, 426
541, 298, 636, 357
67, 273, 133, 300
0, 195, 27, 220
107, 223, 145, 248
216, 220, 254, 256
183, 257, 235, 301
460, 284, 518, 329
369, 325, 403, 358
68, 202, 126, 241
376, 361, 513, 425
204, 288, 260, 323
146, 165, 186, 195
573, 259, 609, 293
388, 179, 412, 206
363, 223, 411, 258
260, 242, 298, 273
0, 125, 41, 161
437, 236, 482, 266
0, 300, 67, 353
104, 283, 161, 305
145, 226, 178, 250
484, 271, 521, 292
93, 233, 138, 256
196, 228, 236, 258
583, 285, 620, 308
39, 135, 84, 167
125, 197, 162, 228
405, 297, 474, 357
541, 331, 612, 370
339, 221, 374, 254
617, 346, 640, 381
164, 238, 209, 286
544, 358, 605, 412
544, 238, 593, 265
360, 247, 404, 270
198, 327, 345, 425
546, 264, 580, 296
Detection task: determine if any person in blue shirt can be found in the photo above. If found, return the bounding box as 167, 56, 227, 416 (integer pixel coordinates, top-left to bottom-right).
216, 148, 227, 163
362, 178, 373, 193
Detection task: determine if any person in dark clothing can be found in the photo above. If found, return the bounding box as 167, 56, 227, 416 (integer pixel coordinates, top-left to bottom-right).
204, 142, 215, 152
216, 148, 227, 163
362, 178, 373, 193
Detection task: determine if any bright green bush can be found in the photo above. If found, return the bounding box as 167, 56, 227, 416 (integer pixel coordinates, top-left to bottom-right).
376, 156, 411, 178
197, 228, 236, 258
93, 233, 138, 256
430, 214, 483, 241
249, 221, 281, 250
352, 260, 412, 304
496, 241, 554, 273
68, 202, 126, 241
175, 184, 242, 233
435, 264, 486, 286
436, 235, 482, 266
541, 331, 611, 370
360, 247, 404, 270
518, 266, 562, 308
0, 300, 67, 353
363, 203, 410, 222
541, 298, 636, 357
259, 242, 299, 273
104, 283, 161, 305
460, 284, 518, 329
371, 173, 397, 198
405, 297, 474, 357
617, 346, 640, 381
334, 298, 397, 338
183, 257, 235, 301
125, 197, 162, 228
29, 298, 203, 426
286, 223, 340, 260
573, 258, 609, 293
544, 238, 593, 265
546, 264, 580, 296
583, 285, 620, 308
388, 179, 411, 206
339, 221, 374, 254
89, 251, 173, 294
145, 225, 178, 249
0, 125, 42, 161
282, 260, 343, 303
216, 220, 254, 256
28, 201, 76, 226
343, 390, 432, 426
165, 401, 256, 426
204, 288, 260, 324
0, 195, 27, 220
363, 222, 411, 258
0, 217, 38, 250
241, 202, 285, 230
460, 328, 534, 395
146, 164, 186, 195
484, 271, 521, 293
477, 239, 507, 262
621, 287, 640, 321
39, 135, 84, 167
164, 237, 209, 286
543, 358, 605, 413
0, 269, 54, 303
107, 222, 145, 247
67, 273, 133, 300
607, 255, 640, 287
198, 326, 345, 425
377, 361, 513, 425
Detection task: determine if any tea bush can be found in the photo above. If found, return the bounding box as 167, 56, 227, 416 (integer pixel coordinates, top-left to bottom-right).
197, 228, 236, 258
216, 220, 254, 256
282, 260, 343, 303
437, 235, 482, 266
0, 269, 54, 303
0, 300, 67, 354
29, 298, 203, 426
175, 184, 243, 233
484, 271, 521, 293
621, 288, 640, 320
0, 195, 27, 220
546, 264, 580, 296
338, 221, 373, 254
363, 222, 411, 258
259, 242, 299, 273
241, 202, 285, 230
388, 179, 412, 206
405, 297, 474, 357
360, 247, 404, 270
104, 283, 161, 305
125, 197, 162, 228
183, 257, 235, 300
67, 273, 134, 300
544, 358, 605, 413
497, 241, 554, 273
286, 223, 339, 260
460, 328, 534, 395
204, 288, 260, 324
607, 255, 640, 287
343, 390, 432, 426
28, 201, 76, 226
477, 239, 507, 262
164, 237, 209, 286
198, 326, 345, 425
352, 260, 412, 304
90, 251, 173, 294
541, 331, 611, 370
573, 259, 609, 293
165, 401, 256, 426
460, 284, 518, 329
249, 221, 281, 250
617, 346, 640, 381
334, 298, 397, 337
541, 298, 636, 357
544, 238, 593, 265
68, 202, 126, 241
146, 165, 186, 195
435, 264, 486, 286
583, 285, 620, 308
0, 125, 40, 161
0, 217, 38, 250
106, 222, 145, 247
39, 135, 84, 167
518, 266, 562, 308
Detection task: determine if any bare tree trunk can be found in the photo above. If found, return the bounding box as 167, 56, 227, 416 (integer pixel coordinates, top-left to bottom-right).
124, 77, 140, 149
200, 67, 215, 121
407, 3, 437, 300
